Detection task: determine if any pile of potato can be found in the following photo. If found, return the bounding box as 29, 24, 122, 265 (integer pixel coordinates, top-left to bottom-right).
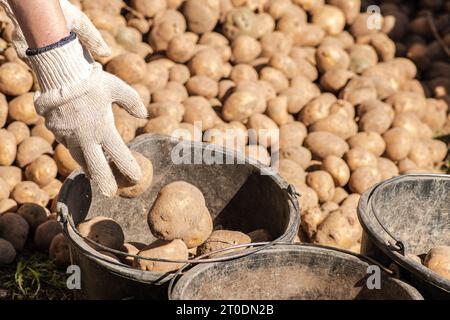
370, 0, 450, 112
0, 0, 449, 271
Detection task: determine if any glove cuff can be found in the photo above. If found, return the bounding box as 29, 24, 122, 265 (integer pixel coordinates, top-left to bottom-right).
27, 33, 93, 92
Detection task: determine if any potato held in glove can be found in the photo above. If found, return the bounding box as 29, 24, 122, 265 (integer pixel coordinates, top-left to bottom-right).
148, 181, 213, 248
113, 151, 154, 198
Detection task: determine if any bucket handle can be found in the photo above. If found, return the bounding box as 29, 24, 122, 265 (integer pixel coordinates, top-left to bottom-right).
366, 186, 407, 256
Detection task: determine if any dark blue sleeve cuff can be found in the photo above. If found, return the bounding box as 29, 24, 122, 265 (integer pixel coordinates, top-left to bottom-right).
26, 32, 77, 57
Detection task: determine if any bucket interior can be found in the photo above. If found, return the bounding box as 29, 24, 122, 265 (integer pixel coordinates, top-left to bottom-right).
171, 245, 422, 300
62, 135, 292, 246
367, 175, 450, 256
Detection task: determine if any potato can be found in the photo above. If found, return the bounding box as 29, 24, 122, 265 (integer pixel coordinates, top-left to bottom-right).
378, 157, 399, 181
0, 199, 18, 214
16, 136, 53, 168
349, 166, 382, 194
393, 113, 433, 139
260, 32, 292, 58
183, 96, 218, 131
259, 67, 289, 94
197, 230, 251, 256
169, 64, 191, 84
345, 148, 378, 172
34, 220, 62, 250
426, 140, 448, 164
362, 63, 400, 100
340, 76, 377, 106
245, 145, 271, 166
341, 193, 361, 211
144, 116, 180, 135
310, 112, 357, 140
119, 242, 146, 266
266, 96, 293, 126
284, 78, 321, 114
348, 132, 386, 157
316, 45, 350, 73
278, 122, 307, 151
387, 92, 427, 118
292, 182, 319, 212
54, 144, 79, 178
298, 93, 337, 126
314, 209, 362, 250
0, 62, 33, 96
17, 203, 48, 232
358, 100, 394, 134
186, 76, 219, 99
113, 151, 153, 198
280, 146, 312, 169
278, 159, 306, 184
230, 64, 258, 84
135, 239, 188, 272
408, 140, 435, 169
25, 155, 58, 188
7, 121, 30, 145
320, 69, 355, 92
222, 90, 260, 122
424, 246, 450, 281
0, 238, 16, 265
148, 181, 213, 248
348, 44, 378, 74
247, 114, 279, 148
231, 35, 261, 64
0, 212, 29, 251
350, 13, 382, 38
0, 166, 22, 192
77, 216, 125, 251
106, 53, 146, 85
332, 187, 348, 204
223, 7, 258, 40
204, 122, 248, 150
328, 0, 360, 24
147, 101, 184, 123
143, 62, 170, 93
42, 179, 63, 200
422, 99, 448, 133
301, 201, 340, 239
149, 10, 186, 51
235, 81, 268, 112
166, 32, 198, 63
130, 0, 167, 18
304, 132, 349, 159
0, 129, 17, 166
247, 229, 271, 242
312, 5, 345, 35
157, 82, 188, 104
306, 171, 335, 203
383, 128, 413, 161
189, 48, 224, 81
184, 0, 220, 34
49, 233, 71, 267
11, 181, 49, 207
321, 156, 350, 187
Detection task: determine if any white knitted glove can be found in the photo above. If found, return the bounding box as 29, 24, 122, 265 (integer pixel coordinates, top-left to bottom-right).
0, 0, 111, 60
28, 35, 148, 197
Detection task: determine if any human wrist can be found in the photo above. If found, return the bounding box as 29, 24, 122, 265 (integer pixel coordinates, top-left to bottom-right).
27, 33, 93, 92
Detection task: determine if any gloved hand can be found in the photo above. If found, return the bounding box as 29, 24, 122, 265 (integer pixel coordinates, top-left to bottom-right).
28, 34, 147, 197
0, 0, 111, 60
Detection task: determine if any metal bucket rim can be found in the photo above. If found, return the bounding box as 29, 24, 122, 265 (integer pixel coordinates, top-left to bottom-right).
169, 243, 424, 300
357, 174, 450, 293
